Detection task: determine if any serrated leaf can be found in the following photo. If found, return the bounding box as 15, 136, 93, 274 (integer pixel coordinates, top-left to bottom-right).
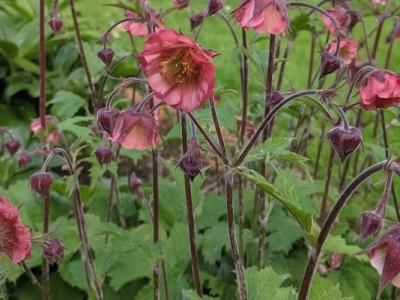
201, 222, 230, 264
310, 276, 353, 300
57, 116, 95, 147
48, 90, 88, 119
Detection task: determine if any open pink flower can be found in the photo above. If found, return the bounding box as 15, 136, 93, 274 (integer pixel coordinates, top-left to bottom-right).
0, 197, 31, 264
110, 109, 158, 150
139, 29, 216, 112
367, 224, 400, 298
233, 0, 289, 35
321, 6, 355, 35
122, 11, 163, 36
360, 71, 400, 110
327, 38, 358, 65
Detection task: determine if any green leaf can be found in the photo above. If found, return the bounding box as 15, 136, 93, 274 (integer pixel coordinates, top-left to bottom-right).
57, 116, 95, 146
110, 56, 139, 78
324, 235, 366, 261
181, 290, 218, 300
201, 222, 230, 264
48, 90, 88, 119
310, 276, 353, 300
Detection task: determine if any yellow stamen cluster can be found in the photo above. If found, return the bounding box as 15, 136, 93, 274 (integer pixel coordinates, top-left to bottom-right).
160, 49, 199, 84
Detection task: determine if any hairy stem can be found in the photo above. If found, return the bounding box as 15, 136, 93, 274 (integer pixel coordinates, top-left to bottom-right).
319, 148, 335, 223
39, 0, 47, 133
41, 194, 50, 300
240, 29, 249, 143
209, 98, 229, 165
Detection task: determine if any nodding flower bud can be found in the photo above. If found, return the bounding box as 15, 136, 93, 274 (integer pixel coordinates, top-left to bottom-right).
43, 238, 64, 264
270, 90, 284, 106
5, 139, 21, 156
173, 0, 189, 10
326, 126, 362, 162
129, 173, 143, 194
30, 172, 54, 196
190, 11, 207, 30
97, 48, 114, 65
320, 51, 341, 78
95, 146, 113, 165
48, 18, 63, 33
97, 108, 120, 135
178, 136, 202, 181
347, 10, 359, 31
19, 153, 32, 168
207, 0, 223, 16
358, 210, 383, 239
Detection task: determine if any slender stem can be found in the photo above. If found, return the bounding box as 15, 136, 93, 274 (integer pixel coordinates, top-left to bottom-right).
41, 194, 50, 300
67, 0, 99, 111
297, 160, 388, 300
371, 16, 384, 61
307, 34, 316, 89
225, 173, 247, 300
277, 42, 291, 90
209, 98, 229, 165
313, 127, 325, 178
384, 28, 395, 68
21, 262, 42, 291
339, 158, 351, 191
102, 17, 143, 49
234, 90, 321, 167
263, 34, 276, 141
240, 29, 249, 144
39, 0, 47, 133
355, 12, 372, 64
319, 148, 335, 223
181, 113, 202, 297
238, 177, 244, 256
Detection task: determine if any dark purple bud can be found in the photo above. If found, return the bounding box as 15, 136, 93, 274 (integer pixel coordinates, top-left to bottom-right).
129, 173, 143, 191
95, 146, 113, 165
5, 139, 21, 156
207, 0, 223, 16
190, 11, 207, 30
326, 126, 362, 162
173, 0, 189, 9
97, 48, 114, 65
43, 238, 64, 264
48, 18, 63, 33
30, 172, 54, 196
320, 51, 342, 78
97, 108, 120, 135
178, 136, 202, 180
19, 153, 32, 168
347, 10, 359, 31
270, 90, 284, 106
358, 210, 383, 239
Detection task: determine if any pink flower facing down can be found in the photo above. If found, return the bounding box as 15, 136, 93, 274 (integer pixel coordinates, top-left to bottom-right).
110, 109, 158, 150
0, 197, 31, 264
327, 38, 358, 65
30, 115, 60, 143
233, 0, 289, 35
122, 11, 163, 37
367, 224, 400, 298
321, 6, 355, 35
360, 71, 400, 110
139, 29, 217, 112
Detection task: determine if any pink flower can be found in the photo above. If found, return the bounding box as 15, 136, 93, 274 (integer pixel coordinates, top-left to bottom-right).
367, 224, 400, 298
321, 6, 354, 35
122, 11, 163, 37
0, 197, 31, 264
372, 0, 388, 5
139, 29, 216, 112
360, 71, 400, 110
327, 38, 358, 65
233, 0, 289, 35
30, 115, 61, 143
173, 0, 189, 10
110, 109, 158, 150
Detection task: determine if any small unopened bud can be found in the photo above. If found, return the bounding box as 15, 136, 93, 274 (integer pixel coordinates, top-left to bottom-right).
48, 18, 63, 33
97, 108, 120, 135
43, 238, 64, 264
190, 11, 206, 30
358, 210, 383, 239
320, 51, 341, 78
129, 173, 143, 191
347, 10, 359, 31
329, 252, 343, 270
270, 90, 284, 106
95, 146, 113, 165
207, 0, 223, 16
19, 153, 32, 168
173, 0, 189, 9
97, 48, 114, 65
30, 172, 54, 196
327, 126, 362, 162
178, 136, 202, 180
5, 139, 21, 155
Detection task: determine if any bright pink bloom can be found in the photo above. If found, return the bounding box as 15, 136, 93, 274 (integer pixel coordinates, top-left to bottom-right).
0, 197, 31, 264
122, 11, 163, 37
327, 38, 358, 65
110, 109, 158, 150
139, 29, 216, 112
367, 224, 400, 298
233, 0, 289, 35
360, 71, 400, 110
321, 6, 354, 35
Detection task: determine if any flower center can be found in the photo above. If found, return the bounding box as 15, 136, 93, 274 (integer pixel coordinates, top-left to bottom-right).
160, 49, 199, 84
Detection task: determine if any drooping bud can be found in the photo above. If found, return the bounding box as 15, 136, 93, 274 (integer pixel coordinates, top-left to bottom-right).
98, 48, 114, 65
97, 108, 120, 135
43, 238, 64, 264
173, 0, 189, 10
19, 153, 32, 168
347, 10, 359, 31
30, 172, 54, 196
207, 0, 223, 16
48, 18, 63, 33
5, 139, 21, 156
95, 146, 113, 165
270, 90, 284, 106
178, 136, 202, 180
329, 252, 343, 270
190, 11, 207, 30
129, 173, 143, 191
326, 126, 362, 162
320, 51, 342, 78
358, 210, 383, 239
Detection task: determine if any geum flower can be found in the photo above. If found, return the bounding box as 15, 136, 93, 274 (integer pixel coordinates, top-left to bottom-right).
321, 5, 357, 35
367, 224, 400, 298
360, 71, 400, 110
139, 29, 216, 112
109, 109, 158, 150
327, 38, 358, 65
30, 115, 60, 143
0, 197, 31, 264
122, 10, 163, 36
233, 0, 289, 35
